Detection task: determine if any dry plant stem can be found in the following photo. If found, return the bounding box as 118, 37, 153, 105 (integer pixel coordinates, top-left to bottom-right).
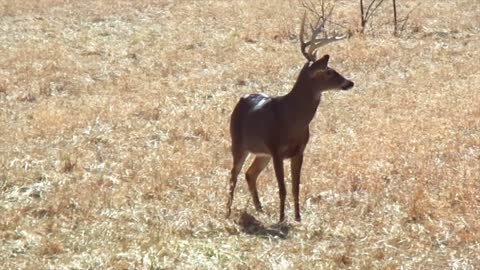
360, 0, 386, 33
397, 3, 421, 34
393, 0, 398, 35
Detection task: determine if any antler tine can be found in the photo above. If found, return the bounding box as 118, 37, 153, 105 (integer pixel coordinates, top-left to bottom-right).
299, 2, 346, 62
299, 12, 313, 62
310, 16, 325, 39
300, 12, 325, 62
307, 35, 346, 57
306, 14, 345, 59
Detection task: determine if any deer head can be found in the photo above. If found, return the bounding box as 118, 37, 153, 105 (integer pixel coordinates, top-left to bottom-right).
298, 13, 354, 93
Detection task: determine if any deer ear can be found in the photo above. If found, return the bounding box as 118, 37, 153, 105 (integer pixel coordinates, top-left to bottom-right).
312, 54, 329, 70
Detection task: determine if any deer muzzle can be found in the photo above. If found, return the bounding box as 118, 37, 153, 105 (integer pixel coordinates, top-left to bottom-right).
341, 80, 354, 91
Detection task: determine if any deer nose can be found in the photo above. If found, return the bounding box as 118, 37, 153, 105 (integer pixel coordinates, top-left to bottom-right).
341, 80, 354, 90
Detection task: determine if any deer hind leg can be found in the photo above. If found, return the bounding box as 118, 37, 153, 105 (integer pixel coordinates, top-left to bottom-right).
245, 156, 271, 212
291, 154, 304, 222
226, 149, 247, 218
272, 155, 286, 223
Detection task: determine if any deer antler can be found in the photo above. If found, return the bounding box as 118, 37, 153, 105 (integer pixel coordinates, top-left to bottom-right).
299, 10, 346, 62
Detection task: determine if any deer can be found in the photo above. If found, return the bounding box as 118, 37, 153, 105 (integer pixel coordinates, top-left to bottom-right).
225, 13, 354, 223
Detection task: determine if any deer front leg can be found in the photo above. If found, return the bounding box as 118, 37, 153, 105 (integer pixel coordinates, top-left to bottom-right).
291, 154, 303, 222
272, 155, 286, 223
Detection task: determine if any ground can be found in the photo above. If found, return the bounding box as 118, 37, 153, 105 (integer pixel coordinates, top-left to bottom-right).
0, 0, 479, 269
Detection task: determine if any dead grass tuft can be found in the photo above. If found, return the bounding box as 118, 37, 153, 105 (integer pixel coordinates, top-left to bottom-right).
37, 239, 64, 257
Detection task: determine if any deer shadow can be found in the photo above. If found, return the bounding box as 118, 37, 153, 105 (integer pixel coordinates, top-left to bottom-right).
237, 212, 290, 239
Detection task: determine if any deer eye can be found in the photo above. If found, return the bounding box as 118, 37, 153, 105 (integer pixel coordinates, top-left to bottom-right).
325, 69, 334, 76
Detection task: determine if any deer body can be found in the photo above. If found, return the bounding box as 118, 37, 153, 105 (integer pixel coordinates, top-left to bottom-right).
226, 14, 354, 223
231, 64, 320, 159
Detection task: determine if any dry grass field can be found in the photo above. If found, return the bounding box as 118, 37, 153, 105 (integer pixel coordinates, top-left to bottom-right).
0, 0, 479, 269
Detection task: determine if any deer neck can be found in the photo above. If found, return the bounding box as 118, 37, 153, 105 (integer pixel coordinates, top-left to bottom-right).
281, 68, 322, 130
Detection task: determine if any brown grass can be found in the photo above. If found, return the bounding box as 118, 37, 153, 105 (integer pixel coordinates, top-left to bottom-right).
1, 0, 479, 268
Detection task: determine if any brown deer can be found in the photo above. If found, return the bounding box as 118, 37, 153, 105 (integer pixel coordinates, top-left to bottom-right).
226, 14, 354, 223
